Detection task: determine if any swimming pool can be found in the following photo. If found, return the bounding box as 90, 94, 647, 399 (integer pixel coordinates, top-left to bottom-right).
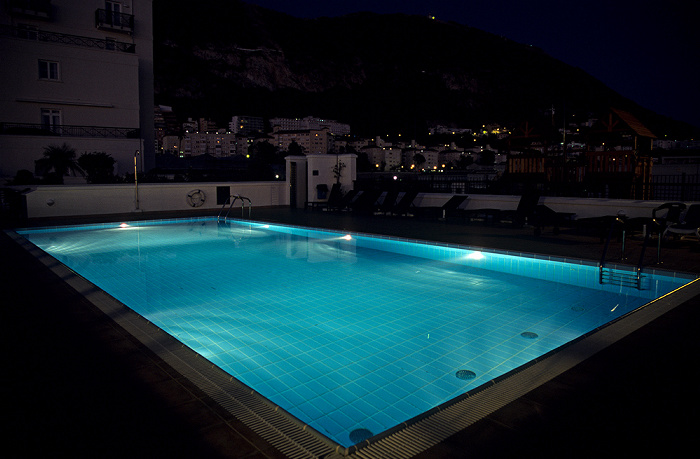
16, 217, 696, 454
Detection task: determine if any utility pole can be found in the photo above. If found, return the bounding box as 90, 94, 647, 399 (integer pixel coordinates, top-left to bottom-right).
134, 150, 140, 210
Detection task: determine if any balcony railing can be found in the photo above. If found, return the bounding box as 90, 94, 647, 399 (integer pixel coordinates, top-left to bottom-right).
95, 8, 134, 34
1, 123, 140, 139
6, 0, 51, 20
0, 25, 135, 53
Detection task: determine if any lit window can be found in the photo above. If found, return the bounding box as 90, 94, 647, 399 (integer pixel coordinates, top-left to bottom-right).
38, 60, 59, 80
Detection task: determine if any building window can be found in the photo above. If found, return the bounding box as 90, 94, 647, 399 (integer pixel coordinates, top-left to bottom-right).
41, 109, 62, 133
38, 60, 59, 80
105, 1, 122, 27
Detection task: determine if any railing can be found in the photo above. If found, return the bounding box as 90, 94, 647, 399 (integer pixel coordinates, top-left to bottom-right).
0, 123, 140, 139
0, 25, 135, 53
95, 8, 134, 34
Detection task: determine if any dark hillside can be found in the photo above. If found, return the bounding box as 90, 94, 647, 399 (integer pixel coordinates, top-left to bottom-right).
152, 0, 698, 138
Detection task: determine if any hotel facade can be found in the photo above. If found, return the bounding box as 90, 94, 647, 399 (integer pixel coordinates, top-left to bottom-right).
0, 0, 154, 181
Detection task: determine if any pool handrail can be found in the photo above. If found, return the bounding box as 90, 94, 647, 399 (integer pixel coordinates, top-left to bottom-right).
599, 216, 652, 289
218, 195, 252, 222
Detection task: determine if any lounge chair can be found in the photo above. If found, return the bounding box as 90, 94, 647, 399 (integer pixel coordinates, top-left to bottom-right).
308, 183, 343, 210
663, 203, 700, 240
498, 190, 573, 235
621, 201, 685, 242
411, 194, 469, 220
499, 189, 541, 226
349, 189, 383, 214
391, 190, 419, 216
465, 190, 541, 226
377, 189, 400, 215
440, 195, 469, 220
652, 202, 686, 229
329, 189, 359, 211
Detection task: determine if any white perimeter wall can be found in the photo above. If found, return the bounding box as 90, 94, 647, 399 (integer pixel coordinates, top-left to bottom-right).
22, 182, 696, 221
25, 182, 288, 218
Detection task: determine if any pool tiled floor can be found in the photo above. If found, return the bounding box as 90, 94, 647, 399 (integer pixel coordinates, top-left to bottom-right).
4, 207, 700, 458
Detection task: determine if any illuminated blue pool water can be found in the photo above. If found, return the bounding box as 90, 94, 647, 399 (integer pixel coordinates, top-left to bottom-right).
18, 218, 692, 447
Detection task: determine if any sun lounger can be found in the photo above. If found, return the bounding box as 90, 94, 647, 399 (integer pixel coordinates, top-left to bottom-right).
349, 189, 382, 214
377, 190, 400, 215
391, 190, 419, 216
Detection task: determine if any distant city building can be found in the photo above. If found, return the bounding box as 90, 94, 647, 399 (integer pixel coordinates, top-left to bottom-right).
0, 0, 155, 179
161, 135, 180, 155
654, 139, 700, 150
182, 118, 198, 133
179, 132, 244, 157
270, 116, 351, 136
198, 118, 217, 133
403, 144, 439, 170
429, 125, 473, 135
359, 137, 403, 170
384, 147, 402, 170
228, 115, 265, 137
271, 126, 334, 155
154, 105, 179, 150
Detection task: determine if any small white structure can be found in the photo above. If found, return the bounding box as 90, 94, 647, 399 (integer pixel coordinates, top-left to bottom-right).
285, 154, 357, 208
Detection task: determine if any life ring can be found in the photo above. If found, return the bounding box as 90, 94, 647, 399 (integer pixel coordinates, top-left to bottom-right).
186, 189, 206, 207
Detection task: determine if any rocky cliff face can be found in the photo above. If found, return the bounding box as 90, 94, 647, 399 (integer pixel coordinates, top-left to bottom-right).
153, 0, 687, 137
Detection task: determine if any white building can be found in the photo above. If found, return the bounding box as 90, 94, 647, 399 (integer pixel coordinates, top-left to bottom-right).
271, 126, 334, 155
0, 0, 155, 181
286, 153, 357, 208
180, 132, 242, 157
270, 116, 351, 136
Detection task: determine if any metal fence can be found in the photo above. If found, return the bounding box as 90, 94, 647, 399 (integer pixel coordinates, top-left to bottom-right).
649, 174, 700, 201
0, 123, 140, 139
355, 173, 498, 193
0, 24, 135, 53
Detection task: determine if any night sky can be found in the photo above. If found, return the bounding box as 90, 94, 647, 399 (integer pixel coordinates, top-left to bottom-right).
245, 0, 700, 132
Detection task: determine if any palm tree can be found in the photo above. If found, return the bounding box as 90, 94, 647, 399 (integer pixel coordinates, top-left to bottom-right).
35, 143, 84, 184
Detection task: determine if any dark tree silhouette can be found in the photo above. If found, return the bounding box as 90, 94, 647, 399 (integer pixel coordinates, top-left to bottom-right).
287, 140, 304, 156
78, 152, 116, 183
35, 143, 83, 184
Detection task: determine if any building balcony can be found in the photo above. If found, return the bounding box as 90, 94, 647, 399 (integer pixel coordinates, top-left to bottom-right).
0, 25, 136, 53
6, 0, 52, 20
1, 123, 140, 139
95, 8, 134, 35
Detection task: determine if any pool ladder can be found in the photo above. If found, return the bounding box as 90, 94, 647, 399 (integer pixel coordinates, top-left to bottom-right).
599, 217, 650, 290
218, 195, 252, 222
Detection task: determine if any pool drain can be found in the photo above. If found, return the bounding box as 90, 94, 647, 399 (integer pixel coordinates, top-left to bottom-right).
349, 428, 373, 444
571, 306, 585, 312
521, 331, 539, 339
455, 369, 476, 380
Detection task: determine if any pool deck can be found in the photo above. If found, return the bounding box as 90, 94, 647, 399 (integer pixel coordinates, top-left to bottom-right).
3, 207, 700, 458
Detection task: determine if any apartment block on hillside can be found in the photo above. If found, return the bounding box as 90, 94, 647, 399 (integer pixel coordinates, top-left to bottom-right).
270, 116, 350, 136
271, 126, 334, 155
